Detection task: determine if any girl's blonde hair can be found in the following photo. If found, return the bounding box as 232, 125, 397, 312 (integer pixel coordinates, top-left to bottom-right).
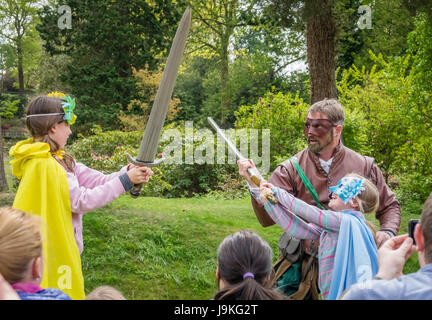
85, 286, 127, 300
0, 207, 42, 284
345, 173, 380, 215
345, 173, 380, 241
26, 95, 75, 172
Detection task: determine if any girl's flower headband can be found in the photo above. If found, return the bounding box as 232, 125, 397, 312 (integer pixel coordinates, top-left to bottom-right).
26, 91, 77, 125
329, 176, 365, 204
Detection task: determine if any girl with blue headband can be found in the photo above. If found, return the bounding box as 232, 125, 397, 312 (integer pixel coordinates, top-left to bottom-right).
9, 93, 153, 299
259, 173, 379, 300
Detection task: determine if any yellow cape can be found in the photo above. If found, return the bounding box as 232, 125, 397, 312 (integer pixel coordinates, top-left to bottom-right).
10, 138, 85, 300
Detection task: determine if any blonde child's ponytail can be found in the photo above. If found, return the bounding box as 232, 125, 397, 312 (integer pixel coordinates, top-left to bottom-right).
345, 173, 380, 215
345, 173, 380, 242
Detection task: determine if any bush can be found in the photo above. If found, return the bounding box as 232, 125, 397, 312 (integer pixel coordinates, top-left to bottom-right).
69, 127, 172, 196
337, 49, 432, 203
235, 91, 309, 171
69, 123, 246, 198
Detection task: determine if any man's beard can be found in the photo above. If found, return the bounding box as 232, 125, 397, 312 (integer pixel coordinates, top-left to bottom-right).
308, 130, 334, 154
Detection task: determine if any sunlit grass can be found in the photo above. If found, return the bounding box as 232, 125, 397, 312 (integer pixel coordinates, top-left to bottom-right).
80, 195, 283, 299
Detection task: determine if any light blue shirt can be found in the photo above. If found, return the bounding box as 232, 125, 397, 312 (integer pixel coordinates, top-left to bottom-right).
342, 263, 432, 300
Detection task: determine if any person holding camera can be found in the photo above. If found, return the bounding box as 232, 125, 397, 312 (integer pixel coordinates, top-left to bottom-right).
341, 191, 432, 300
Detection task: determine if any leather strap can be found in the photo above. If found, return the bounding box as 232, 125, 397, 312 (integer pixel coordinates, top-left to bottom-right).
290, 157, 325, 209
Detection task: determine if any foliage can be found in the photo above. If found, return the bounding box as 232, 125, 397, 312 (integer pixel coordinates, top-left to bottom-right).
69, 123, 247, 198
119, 67, 181, 132
334, 0, 416, 72
235, 91, 309, 171
68, 126, 142, 163
173, 55, 213, 125
35, 52, 72, 93
337, 54, 414, 180
0, 43, 15, 77
186, 0, 303, 126
202, 50, 290, 126
0, 93, 19, 119
81, 195, 284, 299
339, 59, 432, 201
37, 0, 186, 135
336, 12, 432, 203
0, 0, 41, 91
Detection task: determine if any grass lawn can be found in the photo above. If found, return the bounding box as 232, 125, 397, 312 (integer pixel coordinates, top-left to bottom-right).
79, 195, 283, 299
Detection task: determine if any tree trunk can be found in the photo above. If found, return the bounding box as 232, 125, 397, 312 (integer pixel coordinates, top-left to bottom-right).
220, 34, 230, 126
305, 0, 337, 104
17, 41, 25, 92
0, 117, 9, 192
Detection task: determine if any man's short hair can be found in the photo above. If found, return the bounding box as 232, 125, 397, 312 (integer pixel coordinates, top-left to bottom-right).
421, 192, 432, 263
307, 98, 345, 125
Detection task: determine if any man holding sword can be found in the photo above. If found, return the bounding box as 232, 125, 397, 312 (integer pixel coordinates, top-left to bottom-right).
236, 98, 401, 299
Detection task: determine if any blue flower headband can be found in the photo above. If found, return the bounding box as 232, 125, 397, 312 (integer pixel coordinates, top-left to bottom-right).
329, 176, 365, 204
26, 92, 77, 125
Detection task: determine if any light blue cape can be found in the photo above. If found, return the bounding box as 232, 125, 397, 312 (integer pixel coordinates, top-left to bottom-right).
328, 211, 379, 300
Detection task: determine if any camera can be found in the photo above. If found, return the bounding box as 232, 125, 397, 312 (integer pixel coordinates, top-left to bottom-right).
408, 219, 419, 245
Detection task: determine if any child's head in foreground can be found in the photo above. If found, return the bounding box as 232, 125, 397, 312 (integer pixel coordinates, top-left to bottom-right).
0, 207, 43, 285
215, 229, 286, 300
85, 285, 126, 300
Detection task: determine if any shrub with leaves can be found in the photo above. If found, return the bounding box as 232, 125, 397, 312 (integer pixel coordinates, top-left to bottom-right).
235, 91, 309, 171
337, 47, 432, 202
69, 123, 245, 198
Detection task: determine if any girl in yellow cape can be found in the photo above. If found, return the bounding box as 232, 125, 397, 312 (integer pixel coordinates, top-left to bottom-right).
9, 93, 152, 300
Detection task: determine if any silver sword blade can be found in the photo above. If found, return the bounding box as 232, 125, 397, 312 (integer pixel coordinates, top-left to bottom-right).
207, 117, 277, 203
207, 117, 264, 182
136, 7, 191, 163
207, 117, 245, 160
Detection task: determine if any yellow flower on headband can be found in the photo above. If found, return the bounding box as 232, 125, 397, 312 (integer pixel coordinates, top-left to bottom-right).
47, 91, 66, 99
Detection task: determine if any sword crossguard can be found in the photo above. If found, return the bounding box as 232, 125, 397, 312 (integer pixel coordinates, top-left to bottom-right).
126, 153, 166, 168
126, 153, 165, 198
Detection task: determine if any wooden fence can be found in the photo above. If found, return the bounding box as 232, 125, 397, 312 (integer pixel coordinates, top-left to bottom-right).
1, 128, 28, 140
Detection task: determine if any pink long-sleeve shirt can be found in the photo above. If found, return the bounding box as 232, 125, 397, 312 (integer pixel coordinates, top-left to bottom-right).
65, 163, 129, 254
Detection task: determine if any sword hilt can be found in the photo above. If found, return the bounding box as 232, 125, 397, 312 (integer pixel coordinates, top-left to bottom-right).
126, 153, 165, 198
247, 167, 278, 204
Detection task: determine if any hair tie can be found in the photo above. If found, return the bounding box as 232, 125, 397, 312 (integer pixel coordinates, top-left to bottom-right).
243, 272, 254, 280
